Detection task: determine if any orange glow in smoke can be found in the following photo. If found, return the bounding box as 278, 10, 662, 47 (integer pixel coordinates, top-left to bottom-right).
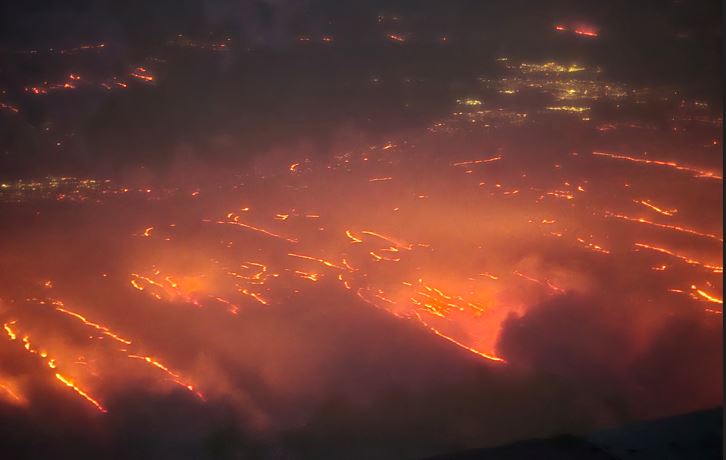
0, 381, 24, 405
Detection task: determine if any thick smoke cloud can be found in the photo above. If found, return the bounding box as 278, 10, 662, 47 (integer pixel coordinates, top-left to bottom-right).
498, 293, 722, 422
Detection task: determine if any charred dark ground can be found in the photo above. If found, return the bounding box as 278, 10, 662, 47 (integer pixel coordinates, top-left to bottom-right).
0, 1, 723, 460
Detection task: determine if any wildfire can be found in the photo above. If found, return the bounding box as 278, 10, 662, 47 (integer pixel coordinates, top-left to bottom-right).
55, 373, 107, 413
576, 237, 610, 255
635, 200, 678, 217
360, 230, 413, 250
605, 212, 723, 242
3, 321, 107, 413
127, 355, 204, 400
54, 301, 133, 345
592, 151, 723, 180
288, 253, 345, 270
514, 271, 564, 293
0, 47, 722, 427
387, 33, 407, 42
451, 155, 502, 167
216, 216, 299, 243
634, 243, 722, 273
414, 313, 505, 363
691, 285, 723, 304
